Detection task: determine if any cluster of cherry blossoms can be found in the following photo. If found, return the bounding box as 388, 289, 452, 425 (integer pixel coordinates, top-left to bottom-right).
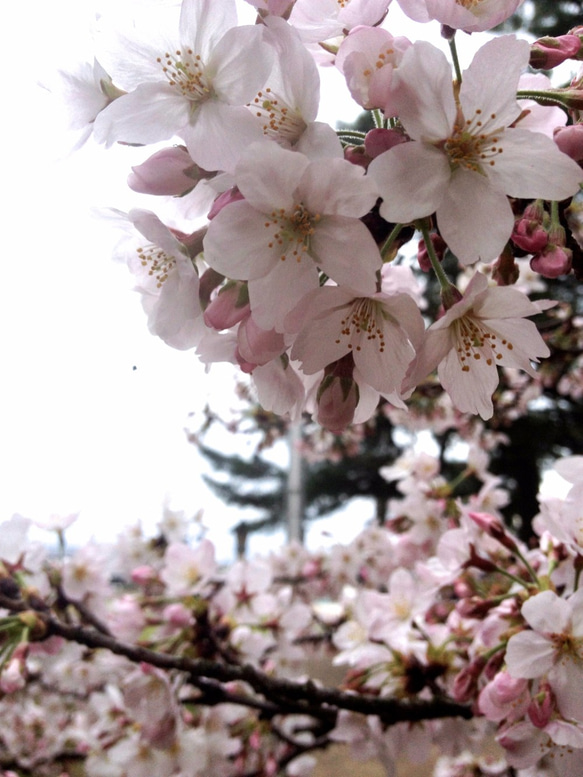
2, 437, 583, 775
50, 0, 583, 431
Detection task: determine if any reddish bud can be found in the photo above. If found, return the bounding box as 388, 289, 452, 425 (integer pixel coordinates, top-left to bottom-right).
364, 128, 409, 159
530, 244, 572, 278
554, 123, 583, 162
204, 282, 250, 330
529, 35, 581, 70
528, 682, 555, 728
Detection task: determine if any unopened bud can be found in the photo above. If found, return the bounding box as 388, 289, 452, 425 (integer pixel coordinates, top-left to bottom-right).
364, 128, 409, 159
128, 146, 211, 196
529, 35, 581, 70
554, 123, 583, 162
530, 244, 572, 278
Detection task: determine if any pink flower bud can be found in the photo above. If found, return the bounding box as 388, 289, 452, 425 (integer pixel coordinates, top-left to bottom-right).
491, 246, 520, 286
128, 146, 210, 195
344, 145, 371, 169
131, 565, 158, 586
204, 282, 250, 330
163, 603, 194, 627
529, 35, 581, 70
364, 128, 409, 159
530, 244, 572, 278
236, 316, 286, 367
316, 372, 359, 433
452, 656, 486, 703
511, 216, 549, 254
468, 511, 519, 553
554, 123, 583, 162
528, 682, 555, 728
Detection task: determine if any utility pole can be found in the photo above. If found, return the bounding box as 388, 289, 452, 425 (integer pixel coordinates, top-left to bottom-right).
286, 421, 304, 543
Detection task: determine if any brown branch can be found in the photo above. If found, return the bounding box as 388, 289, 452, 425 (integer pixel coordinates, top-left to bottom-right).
0, 593, 472, 726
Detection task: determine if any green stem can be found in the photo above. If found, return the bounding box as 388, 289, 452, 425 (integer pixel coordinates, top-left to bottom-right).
448, 35, 463, 85
336, 129, 366, 145
380, 223, 404, 260
516, 89, 572, 110
371, 109, 385, 129
416, 220, 452, 294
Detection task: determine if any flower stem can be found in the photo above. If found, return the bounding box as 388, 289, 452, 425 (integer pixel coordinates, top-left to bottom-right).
416, 220, 454, 298
371, 108, 385, 129
380, 223, 404, 260
448, 35, 463, 85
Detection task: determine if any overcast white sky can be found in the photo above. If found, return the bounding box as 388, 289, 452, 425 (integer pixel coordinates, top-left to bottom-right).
3, 0, 546, 560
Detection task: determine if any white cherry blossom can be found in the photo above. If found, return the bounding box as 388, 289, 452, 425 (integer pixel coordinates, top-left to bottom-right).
369, 36, 583, 264
93, 0, 274, 173
404, 272, 551, 419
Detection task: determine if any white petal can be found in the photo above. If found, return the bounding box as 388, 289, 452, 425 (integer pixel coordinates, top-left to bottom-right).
236, 141, 309, 212
436, 169, 514, 264
489, 129, 583, 201
370, 142, 450, 223
460, 36, 529, 129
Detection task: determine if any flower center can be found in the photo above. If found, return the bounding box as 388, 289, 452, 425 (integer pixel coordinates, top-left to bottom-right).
157, 49, 213, 104
443, 109, 504, 174
454, 316, 514, 372
264, 205, 320, 261
252, 88, 307, 144
455, 0, 481, 8
362, 46, 396, 77
136, 245, 176, 287
336, 299, 387, 353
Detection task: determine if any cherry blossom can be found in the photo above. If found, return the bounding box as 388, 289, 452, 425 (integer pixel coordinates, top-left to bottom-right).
369, 36, 583, 264
505, 589, 583, 723
114, 209, 205, 350
404, 272, 552, 419
396, 0, 525, 33
203, 141, 381, 331
93, 0, 274, 173
290, 285, 424, 398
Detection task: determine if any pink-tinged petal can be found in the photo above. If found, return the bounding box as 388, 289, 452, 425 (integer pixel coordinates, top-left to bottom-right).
569, 589, 583, 637
521, 590, 571, 634
354, 319, 415, 395
291, 307, 352, 373
353, 377, 383, 422
209, 26, 273, 105
472, 285, 546, 320
252, 359, 306, 421
396, 0, 431, 22
299, 158, 378, 217
264, 17, 320, 122
248, 261, 319, 332
93, 84, 190, 147
436, 168, 514, 264
184, 101, 266, 174
437, 345, 498, 419
370, 142, 450, 223
295, 122, 343, 159
390, 41, 456, 141
142, 270, 203, 350
482, 318, 549, 374
403, 327, 453, 392
549, 660, 583, 723
236, 142, 310, 212
204, 201, 280, 280
505, 631, 556, 678
460, 36, 529, 128
488, 129, 583, 200
180, 0, 237, 62
425, 0, 523, 32
310, 217, 380, 295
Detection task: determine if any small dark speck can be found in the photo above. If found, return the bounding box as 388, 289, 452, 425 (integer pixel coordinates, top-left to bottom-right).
132, 366, 137, 371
